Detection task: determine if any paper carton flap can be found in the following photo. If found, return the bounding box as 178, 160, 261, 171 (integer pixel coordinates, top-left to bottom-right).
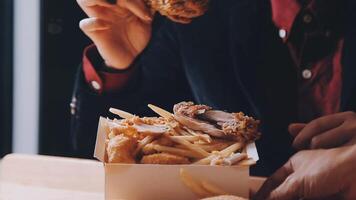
246, 142, 259, 162
94, 117, 108, 162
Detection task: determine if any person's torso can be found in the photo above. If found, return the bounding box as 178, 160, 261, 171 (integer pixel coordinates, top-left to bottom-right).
161, 0, 356, 175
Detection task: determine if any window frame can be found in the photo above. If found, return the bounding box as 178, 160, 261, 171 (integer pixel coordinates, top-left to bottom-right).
0, 0, 13, 157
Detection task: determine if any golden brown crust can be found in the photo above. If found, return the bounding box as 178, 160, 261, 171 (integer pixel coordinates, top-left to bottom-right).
144, 0, 210, 23
107, 135, 137, 163
140, 153, 191, 164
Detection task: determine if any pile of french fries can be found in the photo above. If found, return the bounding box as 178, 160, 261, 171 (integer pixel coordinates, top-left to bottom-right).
104, 104, 258, 166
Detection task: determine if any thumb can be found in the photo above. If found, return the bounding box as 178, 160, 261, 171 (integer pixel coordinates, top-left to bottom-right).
267, 175, 301, 200
253, 160, 294, 200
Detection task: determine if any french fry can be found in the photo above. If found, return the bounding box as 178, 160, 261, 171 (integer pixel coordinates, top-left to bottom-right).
222, 153, 248, 166
193, 143, 244, 165
201, 181, 229, 196
182, 128, 211, 143
175, 127, 191, 136
195, 143, 232, 152
170, 135, 211, 143
220, 142, 244, 157
109, 108, 135, 119
134, 136, 155, 156
148, 104, 173, 119
183, 127, 198, 136
197, 134, 212, 143
180, 169, 213, 198
238, 158, 256, 166
193, 154, 218, 165
169, 136, 210, 157
150, 144, 203, 159
176, 143, 232, 153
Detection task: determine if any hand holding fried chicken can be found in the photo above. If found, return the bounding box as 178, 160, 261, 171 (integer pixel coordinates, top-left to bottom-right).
77, 0, 209, 70
77, 0, 153, 69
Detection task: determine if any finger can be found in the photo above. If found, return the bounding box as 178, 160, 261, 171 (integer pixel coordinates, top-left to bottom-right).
166, 15, 192, 24
267, 175, 300, 200
79, 17, 110, 33
77, 0, 113, 8
288, 123, 306, 138
346, 136, 356, 146
77, 0, 112, 19
119, 0, 152, 22
253, 160, 293, 200
310, 125, 351, 149
77, 0, 115, 19
293, 113, 347, 149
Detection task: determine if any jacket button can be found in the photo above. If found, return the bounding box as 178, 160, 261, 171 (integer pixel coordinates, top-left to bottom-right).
91, 81, 101, 91
303, 14, 313, 24
279, 29, 287, 39
70, 97, 77, 115
302, 69, 312, 79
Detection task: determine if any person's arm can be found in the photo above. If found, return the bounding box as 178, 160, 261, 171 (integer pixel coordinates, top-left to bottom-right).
71, 0, 194, 158
254, 145, 356, 200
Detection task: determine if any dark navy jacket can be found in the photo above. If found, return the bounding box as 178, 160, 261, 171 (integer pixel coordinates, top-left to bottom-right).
71, 0, 356, 176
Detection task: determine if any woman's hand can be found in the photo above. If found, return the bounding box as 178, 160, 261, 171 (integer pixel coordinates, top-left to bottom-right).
289, 112, 356, 150
254, 145, 356, 200
77, 0, 153, 69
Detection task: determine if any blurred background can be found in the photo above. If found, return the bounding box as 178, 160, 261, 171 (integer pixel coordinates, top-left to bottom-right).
0, 0, 90, 158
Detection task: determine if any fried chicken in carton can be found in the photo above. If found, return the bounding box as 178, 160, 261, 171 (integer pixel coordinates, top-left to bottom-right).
94, 102, 261, 200
102, 102, 260, 166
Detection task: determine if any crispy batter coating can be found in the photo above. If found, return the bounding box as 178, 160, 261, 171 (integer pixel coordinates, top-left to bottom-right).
173, 101, 260, 143
111, 117, 172, 138
107, 135, 137, 163
144, 0, 210, 23
141, 153, 191, 164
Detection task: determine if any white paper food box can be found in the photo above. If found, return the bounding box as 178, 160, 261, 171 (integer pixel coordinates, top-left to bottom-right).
94, 117, 260, 200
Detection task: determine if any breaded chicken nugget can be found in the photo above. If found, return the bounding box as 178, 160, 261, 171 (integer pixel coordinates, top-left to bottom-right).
107, 134, 137, 163
141, 153, 190, 164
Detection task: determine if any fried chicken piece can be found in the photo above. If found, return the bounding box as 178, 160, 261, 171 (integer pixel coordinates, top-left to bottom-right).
110, 125, 138, 139
107, 134, 137, 163
144, 0, 210, 23
173, 102, 260, 143
111, 117, 171, 137
141, 153, 190, 164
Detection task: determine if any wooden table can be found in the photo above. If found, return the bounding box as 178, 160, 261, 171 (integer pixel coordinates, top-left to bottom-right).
0, 154, 265, 200
0, 154, 104, 200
